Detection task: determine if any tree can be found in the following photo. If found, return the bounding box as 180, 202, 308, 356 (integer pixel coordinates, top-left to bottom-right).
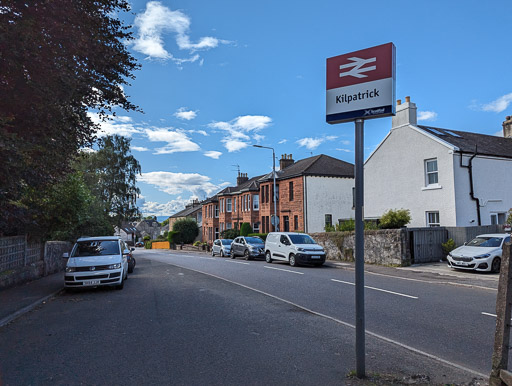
0, 0, 139, 234
240, 223, 253, 236
379, 209, 411, 229
172, 218, 199, 244
76, 135, 141, 226
22, 172, 113, 240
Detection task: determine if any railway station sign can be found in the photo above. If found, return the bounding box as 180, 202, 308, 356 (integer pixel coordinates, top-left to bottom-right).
326, 43, 396, 124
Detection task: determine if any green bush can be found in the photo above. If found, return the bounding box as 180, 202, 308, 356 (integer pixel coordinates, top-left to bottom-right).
379, 209, 411, 229
240, 222, 253, 236
167, 231, 179, 244
325, 224, 336, 232
144, 240, 152, 249
441, 238, 456, 255
193, 241, 202, 247
221, 229, 239, 240
143, 235, 151, 241
337, 219, 355, 232
248, 233, 268, 241
507, 209, 512, 225
172, 218, 199, 244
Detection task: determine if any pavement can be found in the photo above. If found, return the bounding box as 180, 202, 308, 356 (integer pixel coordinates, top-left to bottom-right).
0, 254, 500, 330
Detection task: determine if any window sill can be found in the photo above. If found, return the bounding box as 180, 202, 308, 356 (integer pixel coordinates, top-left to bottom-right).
422, 184, 442, 191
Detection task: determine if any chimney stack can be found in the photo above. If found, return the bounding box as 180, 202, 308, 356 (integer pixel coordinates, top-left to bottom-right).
279, 154, 294, 170
237, 172, 249, 186
503, 116, 512, 138
392, 96, 417, 128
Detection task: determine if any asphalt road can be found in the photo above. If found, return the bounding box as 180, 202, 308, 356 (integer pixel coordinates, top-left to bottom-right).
143, 249, 498, 376
0, 252, 486, 385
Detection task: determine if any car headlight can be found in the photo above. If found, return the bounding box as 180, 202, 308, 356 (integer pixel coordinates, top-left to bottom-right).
65, 267, 76, 273
108, 263, 122, 269
296, 247, 305, 252
474, 254, 490, 259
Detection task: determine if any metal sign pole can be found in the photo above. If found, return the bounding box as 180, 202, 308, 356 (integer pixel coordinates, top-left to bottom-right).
355, 118, 365, 378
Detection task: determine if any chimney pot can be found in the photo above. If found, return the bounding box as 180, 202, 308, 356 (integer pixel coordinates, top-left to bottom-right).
503, 116, 512, 138
397, 99, 401, 105
405, 96, 410, 103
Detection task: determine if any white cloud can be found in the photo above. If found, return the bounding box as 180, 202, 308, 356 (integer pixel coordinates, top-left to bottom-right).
132, 146, 150, 152
204, 151, 222, 159
88, 112, 141, 137
209, 115, 272, 152
139, 171, 221, 197
278, 139, 288, 144
132, 1, 230, 65
140, 197, 193, 217
145, 128, 200, 154
418, 111, 438, 121
174, 107, 198, 120
336, 148, 352, 153
296, 135, 338, 150
482, 93, 512, 113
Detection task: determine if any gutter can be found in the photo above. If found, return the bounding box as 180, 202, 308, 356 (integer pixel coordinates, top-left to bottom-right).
459, 147, 481, 225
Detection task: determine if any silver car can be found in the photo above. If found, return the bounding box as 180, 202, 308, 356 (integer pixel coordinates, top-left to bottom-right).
211, 239, 233, 257
230, 236, 265, 260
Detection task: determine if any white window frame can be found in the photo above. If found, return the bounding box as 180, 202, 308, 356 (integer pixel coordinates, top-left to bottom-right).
253, 222, 260, 233
425, 158, 439, 186
253, 194, 259, 210
491, 213, 507, 225
226, 198, 232, 212
214, 205, 219, 218
426, 211, 440, 227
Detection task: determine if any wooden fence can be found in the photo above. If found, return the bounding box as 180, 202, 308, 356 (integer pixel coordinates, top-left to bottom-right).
0, 236, 43, 272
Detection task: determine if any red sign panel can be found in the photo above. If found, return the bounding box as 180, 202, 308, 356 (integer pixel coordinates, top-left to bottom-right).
326, 43, 394, 90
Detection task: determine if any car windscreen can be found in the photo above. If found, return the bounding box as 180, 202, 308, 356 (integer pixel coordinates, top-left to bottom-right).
222, 240, 233, 245
466, 237, 503, 248
289, 234, 316, 245
245, 237, 263, 244
72, 240, 120, 257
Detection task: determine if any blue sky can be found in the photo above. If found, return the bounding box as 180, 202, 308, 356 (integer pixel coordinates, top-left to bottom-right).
91, 0, 512, 217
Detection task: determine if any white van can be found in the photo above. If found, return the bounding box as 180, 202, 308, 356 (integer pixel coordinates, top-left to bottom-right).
264, 232, 326, 267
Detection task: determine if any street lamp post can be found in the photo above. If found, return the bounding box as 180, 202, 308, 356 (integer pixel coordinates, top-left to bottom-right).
253, 145, 278, 231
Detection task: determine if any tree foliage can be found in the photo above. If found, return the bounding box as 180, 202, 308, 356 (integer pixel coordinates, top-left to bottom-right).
379, 209, 411, 229
0, 0, 139, 234
76, 135, 141, 226
240, 222, 253, 236
172, 218, 199, 244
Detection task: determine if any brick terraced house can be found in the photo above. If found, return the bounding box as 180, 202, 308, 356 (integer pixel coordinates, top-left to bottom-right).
201, 154, 355, 245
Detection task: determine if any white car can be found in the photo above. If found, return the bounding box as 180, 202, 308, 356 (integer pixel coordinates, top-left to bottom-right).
265, 232, 326, 267
447, 233, 511, 273
63, 236, 130, 290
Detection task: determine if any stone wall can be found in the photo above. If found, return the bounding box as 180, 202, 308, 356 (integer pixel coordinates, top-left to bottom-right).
310, 228, 411, 267
0, 241, 72, 290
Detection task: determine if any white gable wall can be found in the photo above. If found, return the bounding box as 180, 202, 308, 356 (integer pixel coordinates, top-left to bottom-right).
364, 125, 458, 227
304, 176, 355, 233
454, 154, 512, 225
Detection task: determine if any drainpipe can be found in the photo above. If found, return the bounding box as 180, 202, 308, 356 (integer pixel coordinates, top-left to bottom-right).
459, 146, 481, 225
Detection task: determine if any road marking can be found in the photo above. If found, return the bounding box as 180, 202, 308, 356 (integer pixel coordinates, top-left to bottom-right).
482, 312, 497, 318
154, 261, 486, 380
338, 267, 497, 292
225, 260, 250, 265
197, 256, 216, 260
331, 279, 418, 299
264, 266, 304, 275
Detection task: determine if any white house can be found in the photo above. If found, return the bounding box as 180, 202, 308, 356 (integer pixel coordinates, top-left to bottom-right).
364, 97, 512, 227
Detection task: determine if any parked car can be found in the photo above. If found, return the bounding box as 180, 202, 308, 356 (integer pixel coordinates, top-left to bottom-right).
265, 232, 326, 267
127, 250, 136, 273
447, 233, 511, 273
135, 241, 144, 247
211, 239, 233, 257
230, 236, 265, 260
62, 236, 130, 290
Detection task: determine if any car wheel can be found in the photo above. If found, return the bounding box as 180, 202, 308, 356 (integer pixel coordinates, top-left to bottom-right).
116, 278, 124, 290
230, 250, 236, 259
211, 249, 215, 257
128, 263, 134, 273
220, 250, 224, 257
265, 251, 272, 263
244, 249, 252, 261
289, 253, 297, 267
491, 257, 501, 273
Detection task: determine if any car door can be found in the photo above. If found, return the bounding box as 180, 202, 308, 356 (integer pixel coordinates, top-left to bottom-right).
233, 238, 240, 256
275, 235, 289, 259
